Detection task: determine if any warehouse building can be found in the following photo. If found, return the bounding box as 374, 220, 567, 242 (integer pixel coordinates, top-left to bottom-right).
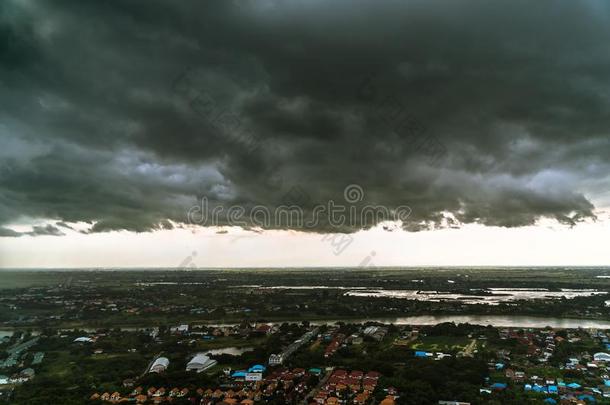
186, 353, 217, 373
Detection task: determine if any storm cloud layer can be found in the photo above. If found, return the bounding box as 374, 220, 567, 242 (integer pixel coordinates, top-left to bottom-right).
1, 0, 609, 235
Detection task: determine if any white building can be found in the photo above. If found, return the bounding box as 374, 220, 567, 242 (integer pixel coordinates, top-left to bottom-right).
149, 357, 170, 373
171, 324, 189, 334
186, 353, 217, 372
594, 352, 610, 362
268, 354, 283, 366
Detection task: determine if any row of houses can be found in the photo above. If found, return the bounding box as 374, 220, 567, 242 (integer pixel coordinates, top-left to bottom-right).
269, 327, 319, 365
486, 328, 610, 401
92, 367, 318, 404
313, 369, 384, 405
91, 386, 190, 403
1, 337, 40, 369
324, 334, 345, 358
0, 368, 35, 385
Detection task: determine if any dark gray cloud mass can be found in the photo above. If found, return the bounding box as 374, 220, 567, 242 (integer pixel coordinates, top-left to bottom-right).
1, 0, 609, 235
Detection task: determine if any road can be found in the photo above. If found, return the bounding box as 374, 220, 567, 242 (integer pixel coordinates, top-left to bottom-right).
299, 367, 333, 405
461, 339, 477, 357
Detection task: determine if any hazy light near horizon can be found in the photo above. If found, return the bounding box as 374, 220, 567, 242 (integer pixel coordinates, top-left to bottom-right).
1, 214, 609, 268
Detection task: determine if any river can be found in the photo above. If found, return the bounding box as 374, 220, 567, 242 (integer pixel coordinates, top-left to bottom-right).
308, 315, 610, 329
204, 315, 610, 329
1, 315, 609, 337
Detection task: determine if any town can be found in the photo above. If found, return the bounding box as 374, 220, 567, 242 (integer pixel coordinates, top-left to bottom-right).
1, 319, 610, 404
0, 268, 609, 404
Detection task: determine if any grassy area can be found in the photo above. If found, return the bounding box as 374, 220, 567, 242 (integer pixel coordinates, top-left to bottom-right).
411, 336, 471, 352
525, 366, 563, 379
192, 336, 266, 350
40, 351, 74, 378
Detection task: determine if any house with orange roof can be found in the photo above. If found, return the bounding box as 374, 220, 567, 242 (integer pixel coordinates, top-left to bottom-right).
345, 377, 361, 391
354, 392, 369, 404
380, 396, 396, 405
135, 394, 148, 403
363, 377, 377, 391
332, 369, 347, 379
253, 390, 262, 401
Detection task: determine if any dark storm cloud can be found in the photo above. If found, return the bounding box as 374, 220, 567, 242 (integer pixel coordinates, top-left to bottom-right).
0, 0, 609, 235
0, 224, 63, 237
28, 224, 64, 236
0, 227, 20, 237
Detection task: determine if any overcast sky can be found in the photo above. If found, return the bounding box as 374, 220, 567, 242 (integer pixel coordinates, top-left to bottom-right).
1, 0, 610, 267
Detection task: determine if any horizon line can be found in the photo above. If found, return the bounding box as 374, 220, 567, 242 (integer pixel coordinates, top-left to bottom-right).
1, 265, 609, 271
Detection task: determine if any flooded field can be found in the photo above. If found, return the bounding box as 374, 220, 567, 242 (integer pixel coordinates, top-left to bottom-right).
204, 347, 254, 356
343, 288, 607, 305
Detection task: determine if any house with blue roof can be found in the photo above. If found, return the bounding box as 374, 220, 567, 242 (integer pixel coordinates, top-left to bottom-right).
567, 382, 582, 389
414, 351, 432, 358
309, 368, 322, 376
491, 383, 507, 390
544, 399, 557, 404
248, 364, 265, 373
547, 385, 558, 394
